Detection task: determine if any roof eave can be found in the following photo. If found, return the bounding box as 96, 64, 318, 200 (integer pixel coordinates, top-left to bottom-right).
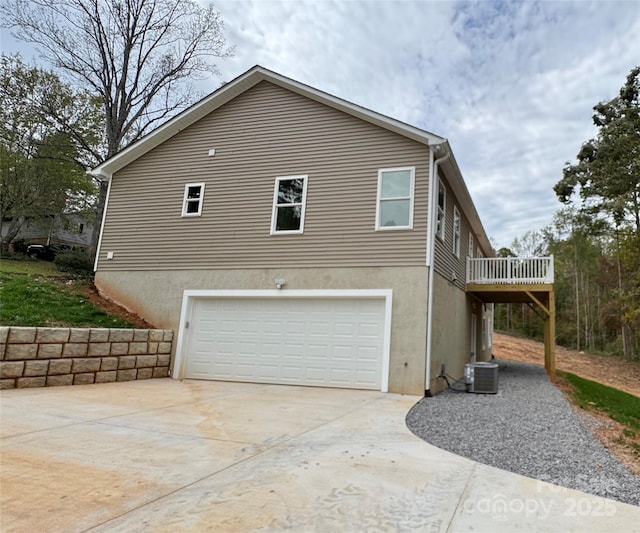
262, 68, 445, 147
439, 144, 494, 256
90, 65, 446, 177
90, 65, 267, 177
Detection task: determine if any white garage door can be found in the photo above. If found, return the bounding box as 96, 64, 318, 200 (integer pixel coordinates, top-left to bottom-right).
183, 297, 386, 390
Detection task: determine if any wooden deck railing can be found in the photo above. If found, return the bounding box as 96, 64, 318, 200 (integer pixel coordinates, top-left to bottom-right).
467, 256, 554, 284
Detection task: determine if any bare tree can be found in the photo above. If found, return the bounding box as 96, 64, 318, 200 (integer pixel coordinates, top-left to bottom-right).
2, 0, 233, 253
510, 230, 546, 257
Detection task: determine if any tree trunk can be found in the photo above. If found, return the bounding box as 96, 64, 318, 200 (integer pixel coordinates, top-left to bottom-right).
0, 217, 25, 253
615, 230, 629, 358
575, 259, 580, 351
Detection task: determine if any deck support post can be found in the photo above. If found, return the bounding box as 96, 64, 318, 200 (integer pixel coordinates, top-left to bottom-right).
543, 288, 556, 381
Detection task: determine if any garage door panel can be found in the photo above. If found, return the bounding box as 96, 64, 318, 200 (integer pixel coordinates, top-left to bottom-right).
214, 363, 234, 376
329, 369, 351, 383
333, 344, 356, 359
283, 344, 304, 357
258, 343, 277, 356
238, 341, 258, 354
260, 319, 281, 331
184, 297, 385, 390
240, 320, 260, 333
334, 322, 357, 336
305, 366, 328, 380
358, 345, 379, 359
282, 366, 304, 379
218, 319, 236, 332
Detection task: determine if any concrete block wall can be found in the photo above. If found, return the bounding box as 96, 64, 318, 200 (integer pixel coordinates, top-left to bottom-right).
0, 327, 173, 390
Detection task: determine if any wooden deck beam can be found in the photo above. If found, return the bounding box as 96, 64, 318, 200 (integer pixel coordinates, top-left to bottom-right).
525, 291, 550, 316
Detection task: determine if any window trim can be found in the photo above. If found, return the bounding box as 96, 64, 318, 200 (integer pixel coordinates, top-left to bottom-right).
181, 182, 205, 217
436, 178, 446, 241
468, 232, 474, 258
375, 166, 415, 231
270, 175, 308, 235
453, 205, 461, 258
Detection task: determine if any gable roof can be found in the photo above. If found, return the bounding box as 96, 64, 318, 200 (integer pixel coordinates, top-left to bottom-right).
90, 65, 493, 255
90, 65, 447, 180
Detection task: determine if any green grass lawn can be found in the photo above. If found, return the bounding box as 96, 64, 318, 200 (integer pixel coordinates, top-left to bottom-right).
0, 258, 136, 328
559, 370, 640, 454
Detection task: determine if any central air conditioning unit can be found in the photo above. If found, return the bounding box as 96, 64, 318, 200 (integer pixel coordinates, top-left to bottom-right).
465, 362, 499, 394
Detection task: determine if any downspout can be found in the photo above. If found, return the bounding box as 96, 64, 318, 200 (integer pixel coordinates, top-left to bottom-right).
91, 172, 113, 273
425, 143, 450, 396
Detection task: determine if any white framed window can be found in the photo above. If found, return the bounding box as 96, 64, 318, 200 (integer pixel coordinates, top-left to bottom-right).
271, 175, 308, 234
477, 247, 484, 259
182, 182, 205, 216
468, 232, 474, 257
376, 167, 415, 230
436, 178, 446, 240
453, 206, 461, 257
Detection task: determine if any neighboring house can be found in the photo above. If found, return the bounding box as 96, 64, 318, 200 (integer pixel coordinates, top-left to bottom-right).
1, 212, 93, 250
91, 66, 552, 396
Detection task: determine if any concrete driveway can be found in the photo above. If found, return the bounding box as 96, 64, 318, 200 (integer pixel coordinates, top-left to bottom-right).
1, 379, 638, 532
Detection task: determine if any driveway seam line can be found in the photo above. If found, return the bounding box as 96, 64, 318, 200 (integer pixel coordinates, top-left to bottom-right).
445, 462, 476, 533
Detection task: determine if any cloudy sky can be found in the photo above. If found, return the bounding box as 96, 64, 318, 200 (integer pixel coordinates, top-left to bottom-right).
2, 0, 639, 248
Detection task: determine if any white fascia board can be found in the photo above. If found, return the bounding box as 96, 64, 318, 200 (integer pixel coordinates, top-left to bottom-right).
90, 169, 112, 181
90, 65, 446, 178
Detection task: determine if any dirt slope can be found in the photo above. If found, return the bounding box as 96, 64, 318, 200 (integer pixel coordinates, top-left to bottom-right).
493, 332, 640, 398
84, 284, 154, 329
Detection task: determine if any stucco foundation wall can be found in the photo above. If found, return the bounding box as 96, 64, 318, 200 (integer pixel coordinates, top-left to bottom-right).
429, 274, 492, 394
95, 266, 429, 395
0, 327, 173, 390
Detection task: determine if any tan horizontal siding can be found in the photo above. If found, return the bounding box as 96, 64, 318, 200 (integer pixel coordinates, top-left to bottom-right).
99, 82, 431, 271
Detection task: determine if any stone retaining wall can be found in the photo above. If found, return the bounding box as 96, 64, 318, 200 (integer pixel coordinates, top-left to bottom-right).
0, 326, 173, 390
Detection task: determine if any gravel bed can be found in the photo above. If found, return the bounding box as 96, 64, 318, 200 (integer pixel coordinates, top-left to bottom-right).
406, 359, 640, 506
